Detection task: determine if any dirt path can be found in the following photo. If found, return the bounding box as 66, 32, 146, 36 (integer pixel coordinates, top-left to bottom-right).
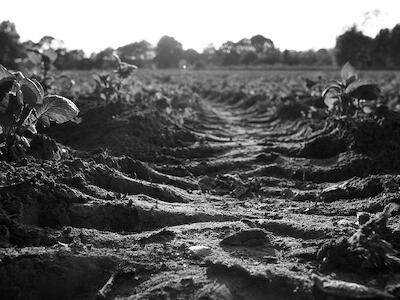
1, 85, 399, 299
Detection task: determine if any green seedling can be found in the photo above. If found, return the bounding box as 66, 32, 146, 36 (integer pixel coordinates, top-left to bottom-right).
0, 64, 79, 160
322, 62, 380, 117
93, 53, 137, 103
25, 48, 76, 97
112, 53, 138, 79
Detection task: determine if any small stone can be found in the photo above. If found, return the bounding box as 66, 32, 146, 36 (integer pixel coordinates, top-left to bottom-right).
189, 245, 212, 257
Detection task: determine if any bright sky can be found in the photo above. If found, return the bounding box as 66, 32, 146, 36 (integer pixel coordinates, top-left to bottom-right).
1, 0, 399, 55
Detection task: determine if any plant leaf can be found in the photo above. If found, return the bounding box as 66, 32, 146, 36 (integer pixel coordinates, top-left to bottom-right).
34, 95, 79, 124
0, 65, 15, 102
322, 85, 342, 98
38, 115, 50, 127
324, 95, 340, 110
0, 64, 14, 80
31, 78, 45, 98
345, 80, 380, 100
20, 78, 43, 105
341, 62, 358, 85
26, 123, 37, 134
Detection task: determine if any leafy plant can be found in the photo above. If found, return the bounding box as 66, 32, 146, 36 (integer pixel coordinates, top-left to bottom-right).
25, 48, 58, 90
93, 53, 137, 103
23, 47, 77, 99
0, 64, 79, 160
322, 62, 380, 117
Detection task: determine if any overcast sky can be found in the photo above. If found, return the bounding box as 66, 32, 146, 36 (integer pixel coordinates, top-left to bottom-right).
1, 0, 399, 54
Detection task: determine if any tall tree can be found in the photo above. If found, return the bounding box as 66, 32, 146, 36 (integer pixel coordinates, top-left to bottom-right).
0, 21, 21, 69
117, 40, 153, 67
183, 48, 201, 65
250, 34, 274, 53
154, 36, 183, 68
389, 24, 400, 67
335, 26, 373, 68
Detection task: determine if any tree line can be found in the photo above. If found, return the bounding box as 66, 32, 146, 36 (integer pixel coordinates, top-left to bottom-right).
0, 20, 399, 70
335, 25, 400, 69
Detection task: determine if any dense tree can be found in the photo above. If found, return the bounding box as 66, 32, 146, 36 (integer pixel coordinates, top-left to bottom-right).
240, 51, 258, 65
91, 47, 115, 69
281, 50, 300, 65
117, 40, 153, 67
298, 50, 317, 65
37, 35, 63, 50
183, 48, 201, 65
250, 34, 274, 53
55, 49, 88, 70
315, 49, 333, 66
257, 48, 281, 64
0, 21, 21, 69
370, 29, 391, 68
335, 26, 373, 68
9, 18, 400, 70
220, 41, 240, 65
389, 25, 400, 67
154, 36, 183, 68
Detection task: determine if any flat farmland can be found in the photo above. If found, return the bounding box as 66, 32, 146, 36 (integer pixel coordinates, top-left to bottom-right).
1, 68, 400, 299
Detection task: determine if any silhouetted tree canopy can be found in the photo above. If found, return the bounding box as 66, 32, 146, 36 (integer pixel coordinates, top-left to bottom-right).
3, 18, 400, 70
334, 24, 400, 69
154, 36, 183, 68
183, 48, 201, 65
0, 21, 21, 69
250, 34, 274, 53
117, 40, 153, 67
335, 26, 373, 68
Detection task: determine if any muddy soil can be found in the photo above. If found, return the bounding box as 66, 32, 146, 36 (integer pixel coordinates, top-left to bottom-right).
1, 70, 400, 300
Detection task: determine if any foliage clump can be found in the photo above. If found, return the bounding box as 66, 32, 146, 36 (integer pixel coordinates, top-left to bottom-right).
0, 64, 79, 160
93, 53, 137, 103
322, 62, 380, 118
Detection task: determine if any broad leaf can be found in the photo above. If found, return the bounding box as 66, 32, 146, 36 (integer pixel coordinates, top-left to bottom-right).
345, 80, 380, 100
0, 65, 14, 81
34, 95, 79, 124
0, 65, 15, 102
324, 95, 340, 110
0, 64, 14, 81
322, 85, 342, 98
20, 78, 43, 105
31, 78, 45, 98
0, 80, 14, 104
341, 62, 358, 85
38, 115, 50, 127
